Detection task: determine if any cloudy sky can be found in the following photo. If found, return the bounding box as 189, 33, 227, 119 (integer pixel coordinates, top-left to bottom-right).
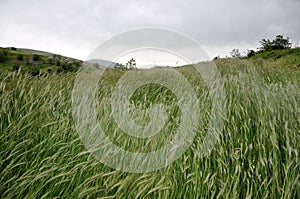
0, 0, 299, 61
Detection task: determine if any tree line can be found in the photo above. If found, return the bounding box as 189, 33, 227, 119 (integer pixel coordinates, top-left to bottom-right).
229, 35, 293, 58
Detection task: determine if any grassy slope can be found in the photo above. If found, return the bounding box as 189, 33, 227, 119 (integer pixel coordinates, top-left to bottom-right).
249, 47, 300, 78
0, 48, 299, 198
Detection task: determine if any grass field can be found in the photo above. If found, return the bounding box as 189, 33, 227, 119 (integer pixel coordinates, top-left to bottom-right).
0, 51, 299, 198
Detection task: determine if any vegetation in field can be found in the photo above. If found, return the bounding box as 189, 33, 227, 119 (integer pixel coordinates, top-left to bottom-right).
0, 45, 299, 198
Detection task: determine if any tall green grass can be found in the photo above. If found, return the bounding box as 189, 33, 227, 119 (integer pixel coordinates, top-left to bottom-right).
0, 60, 299, 198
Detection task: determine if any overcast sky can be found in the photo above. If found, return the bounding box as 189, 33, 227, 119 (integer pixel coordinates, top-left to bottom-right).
0, 0, 299, 61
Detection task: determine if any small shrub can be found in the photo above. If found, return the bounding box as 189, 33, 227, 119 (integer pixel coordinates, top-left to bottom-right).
48, 58, 54, 65
17, 54, 24, 61
247, 50, 256, 58
0, 50, 7, 62
13, 64, 20, 71
33, 54, 41, 62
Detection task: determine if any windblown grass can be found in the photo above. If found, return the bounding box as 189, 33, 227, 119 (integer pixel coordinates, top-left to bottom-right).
0, 59, 299, 198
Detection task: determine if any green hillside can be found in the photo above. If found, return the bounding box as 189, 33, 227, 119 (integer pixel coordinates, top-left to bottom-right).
249, 47, 300, 70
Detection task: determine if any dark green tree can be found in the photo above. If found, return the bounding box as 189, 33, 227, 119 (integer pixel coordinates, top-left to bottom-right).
259, 35, 292, 51
246, 50, 256, 58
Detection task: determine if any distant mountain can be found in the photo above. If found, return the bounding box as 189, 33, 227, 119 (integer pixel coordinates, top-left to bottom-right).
86, 59, 118, 68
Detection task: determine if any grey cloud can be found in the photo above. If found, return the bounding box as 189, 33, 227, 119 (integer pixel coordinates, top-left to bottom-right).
0, 0, 299, 59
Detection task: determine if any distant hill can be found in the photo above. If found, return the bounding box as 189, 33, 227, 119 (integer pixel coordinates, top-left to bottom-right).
86, 59, 118, 68
6, 47, 121, 68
